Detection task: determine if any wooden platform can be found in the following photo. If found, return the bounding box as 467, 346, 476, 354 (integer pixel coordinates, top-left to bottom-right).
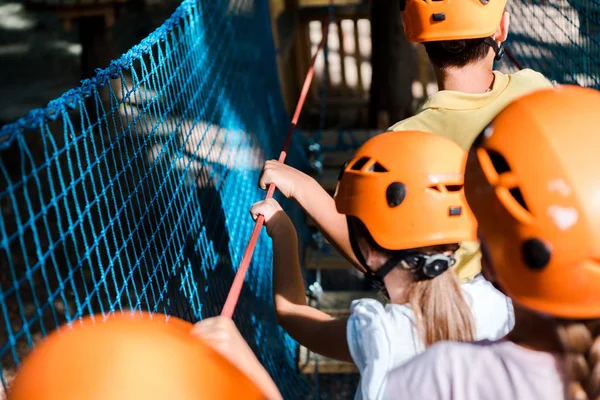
304, 246, 355, 270
300, 129, 379, 148
314, 168, 341, 194
299, 345, 358, 374
317, 290, 380, 310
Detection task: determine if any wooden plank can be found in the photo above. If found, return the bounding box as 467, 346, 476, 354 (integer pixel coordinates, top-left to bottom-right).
295, 21, 314, 102
297, 4, 369, 22
275, 8, 298, 58
317, 290, 380, 310
321, 150, 356, 168
304, 246, 354, 270
353, 18, 365, 97
337, 20, 348, 90
298, 345, 358, 374
300, 129, 379, 147
315, 167, 343, 193
298, 0, 363, 7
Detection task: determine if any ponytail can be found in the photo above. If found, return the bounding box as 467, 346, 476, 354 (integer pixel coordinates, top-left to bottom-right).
408, 269, 475, 347
555, 319, 600, 400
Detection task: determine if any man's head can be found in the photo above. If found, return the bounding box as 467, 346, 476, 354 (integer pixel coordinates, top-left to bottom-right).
401, 0, 510, 69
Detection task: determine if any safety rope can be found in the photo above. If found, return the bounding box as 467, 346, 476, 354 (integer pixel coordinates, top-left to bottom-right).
221, 11, 334, 318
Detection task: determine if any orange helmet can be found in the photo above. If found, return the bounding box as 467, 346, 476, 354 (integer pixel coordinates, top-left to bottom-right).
335, 130, 477, 253
401, 0, 507, 43
9, 312, 265, 400
465, 85, 600, 319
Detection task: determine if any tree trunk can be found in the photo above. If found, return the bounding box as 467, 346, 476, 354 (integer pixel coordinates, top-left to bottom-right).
368, 0, 416, 129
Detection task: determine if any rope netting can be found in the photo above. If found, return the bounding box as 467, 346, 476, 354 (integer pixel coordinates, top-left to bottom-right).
0, 0, 311, 397
1, 0, 600, 398
501, 0, 600, 86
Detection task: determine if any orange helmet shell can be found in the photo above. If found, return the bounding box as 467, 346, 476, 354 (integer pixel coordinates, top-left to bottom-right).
9, 312, 265, 400
402, 0, 507, 42
335, 131, 477, 251
465, 85, 600, 319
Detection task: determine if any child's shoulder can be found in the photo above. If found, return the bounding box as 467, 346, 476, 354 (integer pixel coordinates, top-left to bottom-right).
387, 108, 437, 134
506, 68, 554, 89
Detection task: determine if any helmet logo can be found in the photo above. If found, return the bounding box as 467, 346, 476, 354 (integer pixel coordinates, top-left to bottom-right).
547, 178, 572, 197
432, 12, 446, 22
449, 206, 462, 216
386, 182, 407, 208
547, 205, 578, 231
522, 238, 551, 270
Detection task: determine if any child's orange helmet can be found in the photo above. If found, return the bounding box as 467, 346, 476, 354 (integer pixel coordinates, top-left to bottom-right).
401, 0, 507, 43
465, 85, 600, 319
9, 312, 265, 400
335, 131, 477, 252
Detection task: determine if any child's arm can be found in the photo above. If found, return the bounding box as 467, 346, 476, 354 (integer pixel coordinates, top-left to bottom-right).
192, 317, 283, 400
259, 161, 361, 269
250, 199, 353, 363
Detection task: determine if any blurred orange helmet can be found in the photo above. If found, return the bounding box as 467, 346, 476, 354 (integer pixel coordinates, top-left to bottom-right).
9, 312, 265, 400
335, 130, 477, 252
465, 85, 600, 319
401, 0, 507, 43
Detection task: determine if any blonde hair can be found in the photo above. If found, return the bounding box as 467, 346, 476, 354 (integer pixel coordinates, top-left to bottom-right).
408, 268, 475, 346
555, 319, 600, 400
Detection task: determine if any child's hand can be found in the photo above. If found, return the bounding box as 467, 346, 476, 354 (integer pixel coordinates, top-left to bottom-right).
259, 160, 310, 199
192, 317, 283, 400
191, 317, 256, 372
250, 198, 292, 236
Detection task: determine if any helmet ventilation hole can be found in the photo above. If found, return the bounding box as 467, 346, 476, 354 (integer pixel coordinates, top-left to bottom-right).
509, 187, 529, 211
487, 150, 511, 174
445, 184, 463, 192
350, 157, 370, 171
368, 162, 388, 173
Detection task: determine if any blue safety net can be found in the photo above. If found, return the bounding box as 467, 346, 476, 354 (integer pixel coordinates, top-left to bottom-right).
0, 0, 312, 398
501, 0, 600, 87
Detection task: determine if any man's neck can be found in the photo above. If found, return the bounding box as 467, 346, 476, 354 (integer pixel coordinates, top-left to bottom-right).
435, 60, 496, 93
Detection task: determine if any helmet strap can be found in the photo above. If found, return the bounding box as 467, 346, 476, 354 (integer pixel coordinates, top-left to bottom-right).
347, 216, 377, 276
484, 37, 505, 61
346, 217, 455, 282
373, 252, 406, 280
376, 251, 456, 280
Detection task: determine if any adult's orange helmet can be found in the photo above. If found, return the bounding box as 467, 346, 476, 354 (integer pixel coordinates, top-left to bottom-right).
335, 131, 477, 278
9, 312, 265, 400
401, 0, 507, 43
465, 85, 600, 319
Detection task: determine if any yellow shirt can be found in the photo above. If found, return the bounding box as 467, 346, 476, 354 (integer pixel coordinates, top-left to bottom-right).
389, 69, 553, 151
388, 69, 553, 282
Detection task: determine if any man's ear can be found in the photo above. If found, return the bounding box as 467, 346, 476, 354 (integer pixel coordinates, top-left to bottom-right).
494, 11, 510, 43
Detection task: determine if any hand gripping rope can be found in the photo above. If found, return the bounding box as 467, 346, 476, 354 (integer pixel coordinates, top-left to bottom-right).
221, 16, 332, 318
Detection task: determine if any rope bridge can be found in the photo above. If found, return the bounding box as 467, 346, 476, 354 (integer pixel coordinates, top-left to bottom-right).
1, 0, 599, 398
0, 1, 311, 398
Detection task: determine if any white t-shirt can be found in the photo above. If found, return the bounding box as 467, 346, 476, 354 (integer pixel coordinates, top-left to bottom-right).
346, 274, 514, 400
383, 340, 565, 400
